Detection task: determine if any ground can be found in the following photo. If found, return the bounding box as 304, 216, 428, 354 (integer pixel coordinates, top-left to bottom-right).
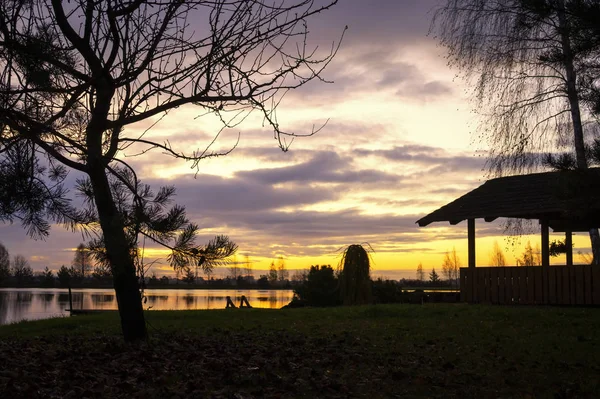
0, 304, 599, 398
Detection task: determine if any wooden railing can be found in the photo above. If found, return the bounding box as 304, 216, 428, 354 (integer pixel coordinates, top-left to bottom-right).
460, 266, 600, 305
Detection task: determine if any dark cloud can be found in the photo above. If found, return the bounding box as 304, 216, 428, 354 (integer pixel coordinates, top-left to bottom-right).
355, 145, 485, 172
235, 151, 398, 185
147, 173, 338, 215
396, 80, 454, 100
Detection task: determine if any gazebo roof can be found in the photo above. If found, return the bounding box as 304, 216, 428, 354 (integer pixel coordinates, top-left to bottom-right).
416, 168, 600, 232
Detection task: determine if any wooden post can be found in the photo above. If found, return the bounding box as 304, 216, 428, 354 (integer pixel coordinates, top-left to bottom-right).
565, 230, 573, 267
239, 295, 253, 308
68, 284, 73, 312
541, 219, 550, 303
468, 218, 476, 302
225, 296, 237, 308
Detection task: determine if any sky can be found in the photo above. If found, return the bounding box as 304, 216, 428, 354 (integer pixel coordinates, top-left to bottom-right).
0, 0, 592, 279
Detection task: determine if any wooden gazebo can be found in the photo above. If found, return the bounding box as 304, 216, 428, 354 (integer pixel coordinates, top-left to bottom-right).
417, 168, 600, 305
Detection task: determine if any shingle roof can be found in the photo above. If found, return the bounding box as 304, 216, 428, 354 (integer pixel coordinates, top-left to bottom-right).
416, 168, 600, 232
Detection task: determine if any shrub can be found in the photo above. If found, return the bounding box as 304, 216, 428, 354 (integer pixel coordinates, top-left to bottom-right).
293, 265, 340, 307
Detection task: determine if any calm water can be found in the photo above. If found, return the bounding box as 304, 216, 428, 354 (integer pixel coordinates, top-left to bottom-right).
0, 288, 294, 325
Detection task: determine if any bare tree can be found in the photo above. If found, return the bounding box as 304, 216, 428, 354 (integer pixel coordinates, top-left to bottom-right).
243, 254, 253, 279
416, 262, 425, 282
268, 261, 278, 285
277, 256, 289, 282
516, 241, 542, 266
11, 254, 33, 285
229, 254, 240, 280
429, 267, 440, 284
432, 0, 600, 263
72, 243, 93, 278
0, 0, 341, 341
0, 241, 9, 282
441, 248, 460, 288
489, 241, 507, 267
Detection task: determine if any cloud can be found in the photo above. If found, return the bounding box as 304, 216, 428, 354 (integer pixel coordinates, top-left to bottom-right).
0, 1, 502, 275
236, 151, 399, 185
355, 145, 485, 172
150, 173, 338, 215
396, 80, 454, 101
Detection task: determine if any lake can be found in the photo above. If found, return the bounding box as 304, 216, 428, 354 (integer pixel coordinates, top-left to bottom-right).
0, 288, 295, 325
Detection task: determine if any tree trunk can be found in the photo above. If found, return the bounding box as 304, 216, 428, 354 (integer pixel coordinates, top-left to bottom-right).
557, 2, 600, 265
88, 164, 147, 342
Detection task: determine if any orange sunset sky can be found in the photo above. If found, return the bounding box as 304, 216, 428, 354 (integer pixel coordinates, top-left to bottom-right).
0, 0, 594, 279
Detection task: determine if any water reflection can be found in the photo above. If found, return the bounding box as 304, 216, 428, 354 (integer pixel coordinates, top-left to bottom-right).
0, 288, 294, 325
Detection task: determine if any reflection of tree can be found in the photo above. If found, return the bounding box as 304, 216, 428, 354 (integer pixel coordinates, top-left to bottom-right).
183, 295, 196, 309
39, 293, 55, 312
145, 295, 169, 304
16, 292, 33, 303
269, 292, 278, 309
11, 292, 33, 323
57, 293, 70, 303
91, 294, 115, 306
41, 294, 54, 302
0, 291, 9, 325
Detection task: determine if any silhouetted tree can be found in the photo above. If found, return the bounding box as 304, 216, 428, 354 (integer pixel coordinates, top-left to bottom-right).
416, 263, 425, 282
147, 274, 159, 286
293, 265, 340, 307
432, 0, 600, 263
429, 267, 440, 284
229, 255, 240, 281
291, 269, 307, 284
257, 275, 270, 289
516, 241, 542, 266
92, 263, 112, 281
72, 243, 93, 278
489, 241, 507, 267
0, 0, 341, 342
11, 255, 33, 286
268, 261, 278, 285
0, 141, 80, 240
40, 267, 55, 288
549, 239, 572, 257
57, 265, 71, 288
441, 248, 461, 287
277, 256, 289, 282
243, 255, 253, 279
0, 242, 10, 283
372, 278, 404, 304
182, 268, 195, 284
339, 244, 372, 306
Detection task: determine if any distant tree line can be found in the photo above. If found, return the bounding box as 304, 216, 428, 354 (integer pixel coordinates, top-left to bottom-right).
0, 241, 299, 289
0, 241, 36, 287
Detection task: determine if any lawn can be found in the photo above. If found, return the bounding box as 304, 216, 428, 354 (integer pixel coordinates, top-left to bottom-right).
1, 304, 599, 398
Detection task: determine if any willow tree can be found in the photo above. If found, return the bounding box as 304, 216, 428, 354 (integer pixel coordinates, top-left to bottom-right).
431, 0, 600, 263
0, 0, 341, 341
339, 244, 372, 306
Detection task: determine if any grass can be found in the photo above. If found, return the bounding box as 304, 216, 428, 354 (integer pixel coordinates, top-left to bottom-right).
1, 304, 599, 398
